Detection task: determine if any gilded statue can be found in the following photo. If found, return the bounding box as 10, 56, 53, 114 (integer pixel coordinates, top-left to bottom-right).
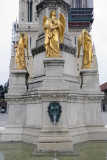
43, 10, 65, 57
14, 33, 29, 70
78, 29, 93, 69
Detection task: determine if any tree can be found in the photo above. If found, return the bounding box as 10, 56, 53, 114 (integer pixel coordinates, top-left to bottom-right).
4, 80, 9, 94
0, 80, 9, 99
0, 85, 4, 99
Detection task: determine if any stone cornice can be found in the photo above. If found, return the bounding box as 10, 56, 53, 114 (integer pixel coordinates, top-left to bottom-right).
6, 92, 103, 105
36, 0, 70, 14
32, 44, 76, 57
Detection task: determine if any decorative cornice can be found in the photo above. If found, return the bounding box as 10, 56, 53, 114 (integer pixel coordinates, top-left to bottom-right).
32, 44, 76, 57
36, 0, 70, 15
32, 44, 45, 56
60, 44, 76, 56
6, 92, 103, 105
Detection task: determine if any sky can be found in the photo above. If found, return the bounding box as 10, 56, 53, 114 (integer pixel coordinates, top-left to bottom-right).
0, 0, 107, 85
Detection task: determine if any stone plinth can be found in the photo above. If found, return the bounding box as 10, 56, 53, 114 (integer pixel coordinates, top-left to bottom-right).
37, 128, 73, 152
29, 51, 79, 91
80, 69, 101, 92
44, 58, 64, 76
8, 70, 28, 95
43, 58, 65, 87
37, 142, 73, 152
6, 70, 28, 126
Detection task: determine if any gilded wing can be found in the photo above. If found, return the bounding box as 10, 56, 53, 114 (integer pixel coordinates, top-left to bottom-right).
59, 13, 65, 43
81, 29, 86, 51
77, 34, 82, 58
43, 16, 48, 31
24, 33, 29, 59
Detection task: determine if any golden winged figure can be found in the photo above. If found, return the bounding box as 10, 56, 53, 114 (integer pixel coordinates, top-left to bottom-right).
14, 32, 29, 70
78, 29, 93, 69
43, 10, 65, 57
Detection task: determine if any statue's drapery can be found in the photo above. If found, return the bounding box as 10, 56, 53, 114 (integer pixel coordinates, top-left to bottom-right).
78, 29, 93, 69
15, 33, 29, 70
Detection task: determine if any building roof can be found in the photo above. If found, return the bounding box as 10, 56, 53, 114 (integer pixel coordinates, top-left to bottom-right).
100, 82, 107, 92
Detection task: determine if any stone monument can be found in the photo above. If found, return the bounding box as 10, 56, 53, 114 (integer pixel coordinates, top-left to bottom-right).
1, 0, 107, 153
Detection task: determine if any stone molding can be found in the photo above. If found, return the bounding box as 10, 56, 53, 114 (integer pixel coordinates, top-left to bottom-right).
11, 70, 28, 74
44, 58, 65, 67
80, 69, 98, 75
32, 43, 76, 57
6, 92, 103, 105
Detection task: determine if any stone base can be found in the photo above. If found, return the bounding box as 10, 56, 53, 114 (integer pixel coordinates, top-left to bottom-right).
5, 56, 105, 152
8, 70, 28, 95
43, 58, 65, 87
0, 125, 23, 142
80, 69, 101, 93
37, 127, 73, 152
37, 142, 73, 152
1, 125, 107, 150
87, 125, 107, 141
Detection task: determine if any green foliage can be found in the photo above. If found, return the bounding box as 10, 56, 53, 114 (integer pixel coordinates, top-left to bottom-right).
0, 80, 9, 99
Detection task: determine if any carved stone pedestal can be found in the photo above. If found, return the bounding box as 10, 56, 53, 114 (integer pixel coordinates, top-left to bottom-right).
43, 58, 65, 87
6, 70, 28, 126
80, 69, 101, 93
8, 70, 28, 95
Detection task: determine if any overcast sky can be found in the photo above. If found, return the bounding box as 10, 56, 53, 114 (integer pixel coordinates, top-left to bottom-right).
0, 0, 107, 85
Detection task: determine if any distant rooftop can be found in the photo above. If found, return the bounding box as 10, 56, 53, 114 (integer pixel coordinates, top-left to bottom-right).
100, 82, 107, 92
